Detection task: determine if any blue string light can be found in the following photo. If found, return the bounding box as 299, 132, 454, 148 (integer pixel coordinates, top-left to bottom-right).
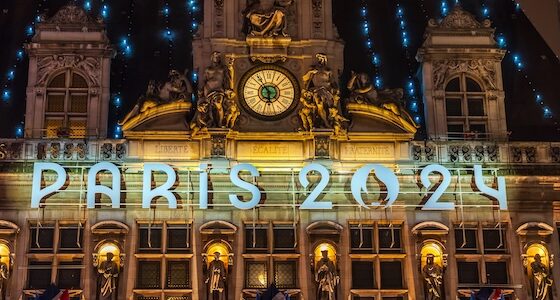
112, 0, 137, 139
83, 0, 92, 12
395, 3, 422, 125
187, 0, 200, 32
360, 0, 382, 88
113, 124, 122, 139
15, 123, 24, 139
100, 2, 109, 20
482, 0, 555, 119
1, 0, 46, 119
441, 1, 449, 17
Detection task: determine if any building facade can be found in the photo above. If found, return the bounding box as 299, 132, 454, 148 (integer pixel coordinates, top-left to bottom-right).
0, 2, 559, 300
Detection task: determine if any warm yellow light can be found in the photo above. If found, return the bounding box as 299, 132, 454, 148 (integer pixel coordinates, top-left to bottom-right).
0, 244, 9, 270
98, 242, 121, 268
206, 242, 230, 270
258, 273, 266, 285
526, 243, 549, 275
420, 242, 444, 268
314, 242, 337, 266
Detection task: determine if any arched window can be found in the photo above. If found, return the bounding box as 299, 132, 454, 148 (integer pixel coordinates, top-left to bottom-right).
444, 74, 487, 139
45, 70, 89, 138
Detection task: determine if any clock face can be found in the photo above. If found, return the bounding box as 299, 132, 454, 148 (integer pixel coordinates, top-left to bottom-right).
239, 65, 300, 121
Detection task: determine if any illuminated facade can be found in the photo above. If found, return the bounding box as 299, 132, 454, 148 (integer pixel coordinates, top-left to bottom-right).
0, 2, 559, 300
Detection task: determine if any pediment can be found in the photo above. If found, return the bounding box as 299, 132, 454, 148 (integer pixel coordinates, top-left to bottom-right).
122, 102, 192, 137
346, 103, 419, 135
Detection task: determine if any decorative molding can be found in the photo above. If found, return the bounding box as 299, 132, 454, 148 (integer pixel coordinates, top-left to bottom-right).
312, 0, 324, 37
36, 55, 101, 87
429, 6, 491, 30
314, 136, 330, 158
432, 59, 497, 90
211, 134, 227, 157
44, 4, 97, 26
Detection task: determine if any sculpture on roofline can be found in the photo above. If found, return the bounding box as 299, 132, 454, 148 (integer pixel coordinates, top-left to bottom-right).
347, 71, 416, 125
299, 53, 348, 135
190, 51, 238, 137
119, 70, 193, 126
244, 0, 294, 37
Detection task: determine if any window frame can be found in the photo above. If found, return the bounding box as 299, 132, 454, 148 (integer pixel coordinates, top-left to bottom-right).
44, 69, 89, 138
134, 221, 194, 298
444, 74, 488, 139
26, 221, 85, 295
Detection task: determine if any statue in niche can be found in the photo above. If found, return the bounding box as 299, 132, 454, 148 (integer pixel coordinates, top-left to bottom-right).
204, 252, 227, 300
422, 254, 444, 300
347, 71, 416, 125
315, 249, 339, 300
119, 69, 193, 125
244, 0, 294, 37
97, 252, 120, 300
530, 254, 553, 300
190, 51, 238, 136
0, 261, 9, 300
300, 53, 347, 134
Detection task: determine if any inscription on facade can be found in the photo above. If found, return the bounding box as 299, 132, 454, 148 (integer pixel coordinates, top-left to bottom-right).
237, 142, 303, 160
340, 143, 394, 160
143, 142, 199, 160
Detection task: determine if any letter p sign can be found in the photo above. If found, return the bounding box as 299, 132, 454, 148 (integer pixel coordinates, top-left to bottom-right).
31, 163, 67, 208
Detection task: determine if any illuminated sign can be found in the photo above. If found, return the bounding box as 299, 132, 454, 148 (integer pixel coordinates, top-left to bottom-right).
31, 162, 507, 211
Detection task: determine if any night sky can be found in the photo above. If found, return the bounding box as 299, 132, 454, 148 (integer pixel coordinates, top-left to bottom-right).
0, 0, 559, 140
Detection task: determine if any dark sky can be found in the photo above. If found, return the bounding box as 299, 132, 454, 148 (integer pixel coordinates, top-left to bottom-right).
0, 0, 559, 140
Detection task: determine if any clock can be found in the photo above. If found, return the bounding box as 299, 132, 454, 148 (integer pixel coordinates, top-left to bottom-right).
238, 64, 300, 121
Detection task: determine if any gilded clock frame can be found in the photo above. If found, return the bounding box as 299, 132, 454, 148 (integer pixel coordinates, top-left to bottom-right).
238, 64, 301, 121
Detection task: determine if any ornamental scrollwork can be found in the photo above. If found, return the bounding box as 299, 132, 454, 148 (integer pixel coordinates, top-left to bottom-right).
432, 59, 497, 91
36, 55, 101, 87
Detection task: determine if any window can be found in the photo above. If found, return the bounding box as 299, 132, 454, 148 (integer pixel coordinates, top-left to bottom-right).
352, 261, 375, 289
274, 261, 297, 289
350, 225, 374, 252
27, 261, 52, 289
486, 261, 508, 284
29, 224, 55, 253
167, 224, 192, 252
246, 261, 268, 289
59, 224, 83, 252
455, 227, 478, 254
57, 261, 82, 289
273, 224, 297, 252
380, 261, 403, 289
444, 74, 488, 139
138, 224, 163, 253
454, 223, 510, 294
378, 225, 402, 253
349, 224, 402, 254
245, 224, 268, 252
483, 227, 507, 253
137, 261, 161, 289
166, 261, 191, 289
457, 262, 480, 284
243, 222, 299, 293
135, 222, 193, 298
45, 70, 89, 138
26, 222, 84, 293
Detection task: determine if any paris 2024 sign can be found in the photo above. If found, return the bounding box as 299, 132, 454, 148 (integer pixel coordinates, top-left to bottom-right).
30, 162, 507, 211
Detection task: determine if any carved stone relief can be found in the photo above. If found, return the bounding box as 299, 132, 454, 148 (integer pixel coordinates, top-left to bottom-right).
432, 59, 498, 91
36, 55, 101, 87
312, 0, 323, 37
428, 5, 491, 29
